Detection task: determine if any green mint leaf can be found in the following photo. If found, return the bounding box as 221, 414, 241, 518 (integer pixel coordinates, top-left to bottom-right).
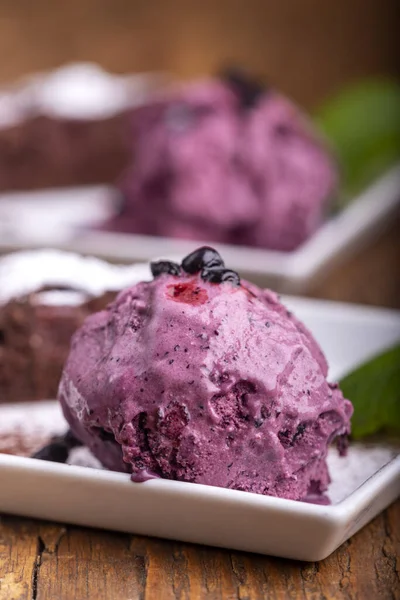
339, 344, 400, 439
315, 78, 400, 198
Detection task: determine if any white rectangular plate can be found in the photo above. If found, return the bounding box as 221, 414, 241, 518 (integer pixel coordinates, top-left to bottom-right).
0, 166, 399, 292
0, 297, 399, 561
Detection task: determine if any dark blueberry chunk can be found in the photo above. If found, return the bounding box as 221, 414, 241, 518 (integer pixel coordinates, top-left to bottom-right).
181, 246, 224, 274
220, 270, 240, 285
201, 267, 240, 286
220, 67, 266, 110
201, 268, 222, 283
151, 260, 181, 278
292, 423, 307, 444
31, 429, 83, 464
32, 442, 70, 463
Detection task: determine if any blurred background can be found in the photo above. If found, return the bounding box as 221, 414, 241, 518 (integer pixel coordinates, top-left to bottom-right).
0, 0, 399, 307
0, 0, 398, 108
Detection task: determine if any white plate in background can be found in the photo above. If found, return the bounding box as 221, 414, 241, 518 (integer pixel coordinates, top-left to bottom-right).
0, 185, 115, 242
0, 165, 399, 292
0, 297, 399, 561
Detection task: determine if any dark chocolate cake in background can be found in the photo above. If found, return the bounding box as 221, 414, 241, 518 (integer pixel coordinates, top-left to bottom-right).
0, 250, 150, 403
0, 63, 162, 191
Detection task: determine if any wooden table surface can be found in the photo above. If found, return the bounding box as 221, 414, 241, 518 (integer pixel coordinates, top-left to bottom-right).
1, 218, 399, 600
1, 501, 399, 600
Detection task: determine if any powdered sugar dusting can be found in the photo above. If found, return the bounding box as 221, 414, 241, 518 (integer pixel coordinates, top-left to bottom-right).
0, 401, 65, 456
327, 444, 397, 503
32, 290, 88, 306
0, 401, 66, 437
0, 63, 162, 127
0, 249, 151, 305
34, 63, 150, 119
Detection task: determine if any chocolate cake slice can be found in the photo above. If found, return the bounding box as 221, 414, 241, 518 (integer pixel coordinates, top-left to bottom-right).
0, 113, 130, 190
0, 250, 150, 403
0, 63, 162, 191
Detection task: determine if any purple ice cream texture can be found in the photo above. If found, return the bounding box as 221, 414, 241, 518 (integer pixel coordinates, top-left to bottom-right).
59, 250, 352, 501
111, 77, 337, 251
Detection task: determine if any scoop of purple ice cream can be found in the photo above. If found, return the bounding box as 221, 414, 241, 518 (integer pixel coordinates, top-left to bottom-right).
58, 247, 352, 501
106, 75, 337, 251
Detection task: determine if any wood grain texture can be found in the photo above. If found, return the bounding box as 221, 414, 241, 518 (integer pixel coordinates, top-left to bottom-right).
308, 213, 400, 309
0, 0, 398, 109
0, 500, 399, 599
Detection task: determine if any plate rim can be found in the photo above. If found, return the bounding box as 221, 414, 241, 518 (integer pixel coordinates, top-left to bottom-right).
0, 164, 399, 292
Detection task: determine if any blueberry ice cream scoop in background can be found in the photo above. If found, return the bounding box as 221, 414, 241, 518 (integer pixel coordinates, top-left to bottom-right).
58, 247, 352, 501
105, 71, 338, 251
